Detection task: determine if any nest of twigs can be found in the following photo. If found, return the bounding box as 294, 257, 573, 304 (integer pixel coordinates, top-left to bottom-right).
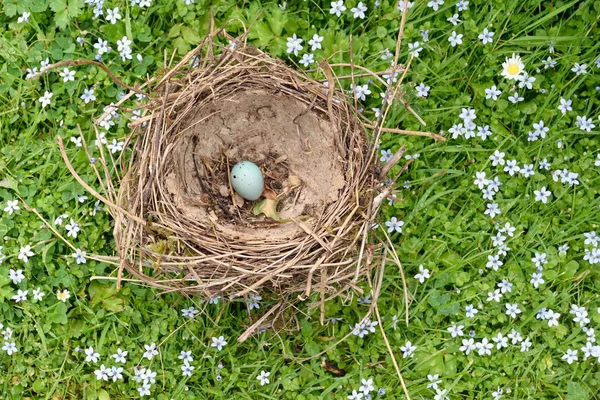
83, 33, 384, 307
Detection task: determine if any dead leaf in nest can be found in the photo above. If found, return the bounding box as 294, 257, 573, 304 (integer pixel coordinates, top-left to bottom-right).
274, 154, 288, 164
234, 193, 245, 207
320, 359, 346, 377
253, 199, 280, 221
218, 185, 229, 197
263, 187, 277, 200
288, 175, 301, 186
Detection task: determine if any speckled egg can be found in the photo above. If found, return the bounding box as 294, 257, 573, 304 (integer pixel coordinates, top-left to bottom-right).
230, 161, 264, 201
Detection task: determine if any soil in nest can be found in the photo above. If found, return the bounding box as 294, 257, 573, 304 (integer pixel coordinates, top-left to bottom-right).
164, 89, 347, 240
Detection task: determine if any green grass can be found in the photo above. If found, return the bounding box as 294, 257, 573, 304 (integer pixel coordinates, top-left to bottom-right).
1, 0, 600, 399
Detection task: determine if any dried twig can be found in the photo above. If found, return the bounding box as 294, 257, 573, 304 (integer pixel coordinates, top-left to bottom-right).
28, 59, 146, 95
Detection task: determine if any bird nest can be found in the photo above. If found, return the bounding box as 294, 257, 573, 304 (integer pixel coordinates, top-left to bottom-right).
73, 35, 384, 306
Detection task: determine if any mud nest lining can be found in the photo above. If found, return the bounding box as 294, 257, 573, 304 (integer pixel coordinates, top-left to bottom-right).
110, 40, 376, 299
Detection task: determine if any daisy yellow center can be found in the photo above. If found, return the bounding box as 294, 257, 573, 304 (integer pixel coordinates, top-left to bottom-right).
507, 64, 520, 75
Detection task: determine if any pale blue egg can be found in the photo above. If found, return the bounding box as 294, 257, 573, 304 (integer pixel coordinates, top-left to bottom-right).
231, 161, 264, 201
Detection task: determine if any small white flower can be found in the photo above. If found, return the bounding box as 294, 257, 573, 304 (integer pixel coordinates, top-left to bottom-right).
109, 366, 123, 382
93, 38, 110, 56
347, 390, 363, 400
534, 186, 551, 203
520, 337, 532, 352
448, 31, 463, 47
385, 217, 404, 233
501, 54, 525, 80
308, 34, 324, 51
485, 85, 501, 101
38, 91, 53, 108
474, 171, 489, 189
9, 269, 25, 284
489, 150, 505, 166
57, 289, 70, 302
487, 289, 502, 302
137, 383, 151, 396
476, 338, 493, 356
65, 219, 80, 238
143, 343, 159, 360
248, 293, 262, 310
571, 63, 587, 75
107, 139, 124, 154
562, 349, 578, 364
477, 125, 492, 140
58, 68, 75, 82
181, 306, 198, 318
400, 341, 417, 358
492, 332, 508, 350
2, 342, 18, 355
2, 328, 12, 341
211, 336, 227, 351
106, 7, 122, 24
478, 28, 494, 45
286, 34, 303, 56
359, 378, 374, 394
80, 88, 96, 104
18, 245, 34, 262
458, 108, 477, 123
520, 164, 534, 178
558, 98, 572, 115
414, 265, 430, 283
456, 0, 469, 11
459, 338, 476, 354
73, 248, 87, 264
415, 83, 430, 98
505, 303, 521, 318
32, 288, 45, 301
3, 200, 19, 215
85, 346, 100, 363
427, 0, 444, 11
380, 149, 392, 163
299, 53, 314, 67
542, 56, 556, 69
575, 115, 595, 132
584, 231, 599, 247
12, 289, 27, 303
350, 1, 367, 19
408, 41, 423, 57
465, 304, 478, 318
447, 13, 461, 26
486, 254, 503, 271
178, 350, 193, 363
484, 203, 501, 219
447, 324, 464, 338
181, 363, 195, 377
117, 36, 133, 61
17, 12, 30, 23
329, 0, 347, 16
545, 309, 560, 327
352, 84, 371, 101
507, 92, 524, 103
70, 136, 82, 147
530, 272, 545, 289
504, 159, 520, 176
94, 364, 110, 381
112, 348, 128, 363
517, 72, 536, 89
506, 329, 523, 344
